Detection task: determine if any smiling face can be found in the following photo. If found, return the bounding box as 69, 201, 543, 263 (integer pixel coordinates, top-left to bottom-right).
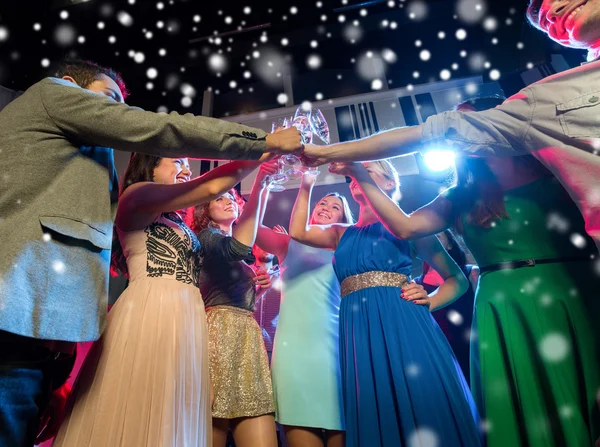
208, 192, 240, 226
152, 158, 191, 185
310, 195, 346, 225
529, 0, 600, 50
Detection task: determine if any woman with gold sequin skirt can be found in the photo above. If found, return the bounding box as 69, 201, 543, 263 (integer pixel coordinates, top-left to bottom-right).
290, 160, 481, 447
192, 166, 277, 447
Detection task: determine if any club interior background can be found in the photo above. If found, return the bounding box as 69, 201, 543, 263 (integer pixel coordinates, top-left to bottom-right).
0, 0, 592, 354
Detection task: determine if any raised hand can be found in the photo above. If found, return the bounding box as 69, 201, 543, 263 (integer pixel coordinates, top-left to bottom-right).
258, 157, 279, 177
301, 143, 329, 167
253, 267, 272, 290
400, 281, 431, 309
266, 127, 303, 156
273, 225, 288, 235
328, 161, 362, 177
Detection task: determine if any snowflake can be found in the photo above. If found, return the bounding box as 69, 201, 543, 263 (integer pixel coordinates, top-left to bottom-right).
455, 29, 467, 40
570, 233, 587, 249
52, 260, 66, 274
407, 1, 428, 21
539, 333, 570, 363
480, 419, 493, 433
483, 17, 498, 31
559, 405, 573, 419
406, 363, 420, 377
307, 54, 322, 69
117, 11, 134, 27
539, 293, 552, 307
456, 0, 487, 24
408, 427, 439, 447
447, 310, 463, 325
54, 24, 76, 46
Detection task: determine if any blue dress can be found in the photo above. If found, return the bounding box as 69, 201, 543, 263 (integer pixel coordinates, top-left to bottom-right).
333, 223, 481, 447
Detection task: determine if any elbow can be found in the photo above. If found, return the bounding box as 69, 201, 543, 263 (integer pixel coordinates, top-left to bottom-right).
391, 226, 418, 240
288, 225, 307, 243
204, 183, 225, 201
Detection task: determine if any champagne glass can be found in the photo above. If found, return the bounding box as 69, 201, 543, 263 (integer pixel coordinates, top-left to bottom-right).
263, 158, 289, 192
309, 108, 330, 144
271, 117, 288, 133
271, 115, 303, 179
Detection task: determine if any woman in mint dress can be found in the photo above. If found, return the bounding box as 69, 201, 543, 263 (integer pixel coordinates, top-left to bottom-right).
252, 160, 355, 447
340, 97, 600, 447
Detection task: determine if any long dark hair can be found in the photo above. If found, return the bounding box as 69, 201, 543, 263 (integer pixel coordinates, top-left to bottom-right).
440, 230, 468, 277
111, 153, 162, 277
451, 96, 551, 234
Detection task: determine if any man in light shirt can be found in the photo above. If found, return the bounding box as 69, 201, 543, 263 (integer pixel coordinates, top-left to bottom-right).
304, 0, 600, 253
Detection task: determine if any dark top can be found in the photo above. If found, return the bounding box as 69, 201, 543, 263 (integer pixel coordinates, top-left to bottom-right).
198, 228, 257, 311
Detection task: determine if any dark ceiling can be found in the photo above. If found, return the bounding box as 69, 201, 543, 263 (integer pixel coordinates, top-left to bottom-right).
0, 0, 587, 118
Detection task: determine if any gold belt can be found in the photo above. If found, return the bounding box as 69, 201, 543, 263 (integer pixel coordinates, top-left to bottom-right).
340, 271, 409, 298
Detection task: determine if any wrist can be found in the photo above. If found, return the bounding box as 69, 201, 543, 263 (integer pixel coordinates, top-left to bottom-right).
259, 152, 275, 163
353, 168, 370, 181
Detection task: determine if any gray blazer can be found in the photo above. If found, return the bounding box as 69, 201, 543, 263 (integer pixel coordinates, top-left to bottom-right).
0, 85, 23, 111
0, 77, 268, 342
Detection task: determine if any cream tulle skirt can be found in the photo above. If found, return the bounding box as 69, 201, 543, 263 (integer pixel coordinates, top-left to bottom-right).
54, 278, 212, 447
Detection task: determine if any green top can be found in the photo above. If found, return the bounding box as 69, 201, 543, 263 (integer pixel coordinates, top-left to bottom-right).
444, 176, 596, 268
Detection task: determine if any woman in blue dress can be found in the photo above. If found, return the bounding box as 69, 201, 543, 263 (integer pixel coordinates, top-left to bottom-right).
289, 160, 481, 447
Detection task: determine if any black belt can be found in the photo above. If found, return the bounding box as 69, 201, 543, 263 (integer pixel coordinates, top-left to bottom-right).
479, 255, 593, 274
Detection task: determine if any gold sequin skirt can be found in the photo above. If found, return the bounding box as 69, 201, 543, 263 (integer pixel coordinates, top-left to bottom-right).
206, 305, 275, 419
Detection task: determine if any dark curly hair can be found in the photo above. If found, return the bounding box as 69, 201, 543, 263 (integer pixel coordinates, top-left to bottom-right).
191, 188, 245, 236
58, 58, 129, 100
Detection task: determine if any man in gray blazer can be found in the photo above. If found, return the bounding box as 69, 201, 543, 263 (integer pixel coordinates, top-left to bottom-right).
0, 85, 23, 111
0, 59, 302, 446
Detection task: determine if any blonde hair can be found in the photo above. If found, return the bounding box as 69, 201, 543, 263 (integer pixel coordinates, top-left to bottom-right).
364, 160, 401, 203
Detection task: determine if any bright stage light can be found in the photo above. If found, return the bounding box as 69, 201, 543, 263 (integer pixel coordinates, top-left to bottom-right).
422, 149, 456, 172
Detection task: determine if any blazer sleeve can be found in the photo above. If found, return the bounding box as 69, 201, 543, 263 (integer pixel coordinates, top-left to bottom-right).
38, 77, 267, 160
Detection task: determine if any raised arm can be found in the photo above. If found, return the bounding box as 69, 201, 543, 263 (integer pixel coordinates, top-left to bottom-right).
289, 174, 345, 251
117, 156, 272, 230
303, 126, 424, 165
329, 162, 452, 239
303, 92, 533, 166
40, 77, 302, 160
252, 160, 292, 261
231, 164, 268, 247
412, 236, 468, 311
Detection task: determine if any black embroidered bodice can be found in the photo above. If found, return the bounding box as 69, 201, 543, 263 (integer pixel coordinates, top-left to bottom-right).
144, 212, 201, 287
